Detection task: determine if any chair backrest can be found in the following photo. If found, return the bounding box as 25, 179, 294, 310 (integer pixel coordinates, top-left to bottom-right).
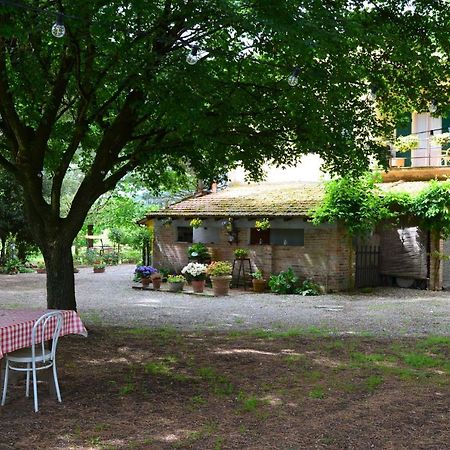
31, 311, 64, 362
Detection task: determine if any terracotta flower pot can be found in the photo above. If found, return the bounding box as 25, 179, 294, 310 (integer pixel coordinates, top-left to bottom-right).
191, 279, 205, 293
152, 277, 162, 290
36, 268, 46, 274
93, 267, 105, 273
252, 278, 266, 293
141, 277, 151, 287
211, 275, 232, 296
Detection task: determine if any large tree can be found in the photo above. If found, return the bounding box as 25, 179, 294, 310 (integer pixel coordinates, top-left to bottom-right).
0, 0, 448, 309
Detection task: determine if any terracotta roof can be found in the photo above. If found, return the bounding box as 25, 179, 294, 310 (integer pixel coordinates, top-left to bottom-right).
141, 182, 325, 221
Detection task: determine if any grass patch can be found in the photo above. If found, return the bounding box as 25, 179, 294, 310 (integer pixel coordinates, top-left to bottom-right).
402, 353, 445, 370
366, 375, 383, 392
119, 382, 135, 395
309, 386, 325, 399
198, 367, 234, 396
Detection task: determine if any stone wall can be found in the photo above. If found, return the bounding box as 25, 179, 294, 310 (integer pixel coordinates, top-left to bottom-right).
151, 218, 353, 292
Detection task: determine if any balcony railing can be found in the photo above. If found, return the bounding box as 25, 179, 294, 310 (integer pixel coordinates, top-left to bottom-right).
389, 149, 450, 168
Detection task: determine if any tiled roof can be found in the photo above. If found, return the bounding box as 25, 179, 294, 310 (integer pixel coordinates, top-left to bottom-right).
141, 182, 325, 220
378, 180, 433, 195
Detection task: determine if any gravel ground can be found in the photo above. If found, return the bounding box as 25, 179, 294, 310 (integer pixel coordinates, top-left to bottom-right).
0, 264, 449, 336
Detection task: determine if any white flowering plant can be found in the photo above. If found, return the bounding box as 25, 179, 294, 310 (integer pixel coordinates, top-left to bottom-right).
181, 262, 207, 281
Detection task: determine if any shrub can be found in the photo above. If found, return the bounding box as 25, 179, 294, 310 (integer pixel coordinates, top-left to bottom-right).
268, 267, 299, 294
299, 280, 321, 296
102, 251, 119, 265
269, 268, 321, 295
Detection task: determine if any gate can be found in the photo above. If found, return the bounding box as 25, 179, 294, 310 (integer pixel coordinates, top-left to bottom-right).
355, 245, 380, 288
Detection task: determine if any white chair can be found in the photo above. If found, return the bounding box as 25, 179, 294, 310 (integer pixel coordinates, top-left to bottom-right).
1, 311, 63, 412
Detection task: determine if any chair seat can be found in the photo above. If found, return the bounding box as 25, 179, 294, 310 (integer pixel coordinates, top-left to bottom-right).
6, 346, 52, 364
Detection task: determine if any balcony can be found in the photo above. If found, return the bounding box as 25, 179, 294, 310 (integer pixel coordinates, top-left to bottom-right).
382, 144, 450, 182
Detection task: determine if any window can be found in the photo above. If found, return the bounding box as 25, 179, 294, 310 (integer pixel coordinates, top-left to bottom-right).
250, 228, 270, 245
177, 227, 193, 243
271, 229, 304, 246
250, 228, 304, 246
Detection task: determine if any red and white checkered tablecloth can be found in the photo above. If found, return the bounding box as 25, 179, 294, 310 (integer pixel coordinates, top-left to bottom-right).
0, 309, 88, 359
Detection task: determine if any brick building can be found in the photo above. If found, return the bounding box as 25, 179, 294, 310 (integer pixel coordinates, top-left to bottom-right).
139, 177, 450, 292
139, 181, 355, 292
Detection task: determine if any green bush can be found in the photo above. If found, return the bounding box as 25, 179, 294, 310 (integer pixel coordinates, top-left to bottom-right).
268, 268, 321, 295
187, 243, 211, 263
102, 251, 119, 265
299, 280, 321, 296
268, 267, 299, 294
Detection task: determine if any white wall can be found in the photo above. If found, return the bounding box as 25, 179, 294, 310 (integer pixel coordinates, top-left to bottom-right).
228, 154, 327, 185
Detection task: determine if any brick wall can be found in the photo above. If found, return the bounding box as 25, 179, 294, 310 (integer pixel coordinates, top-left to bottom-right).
151, 219, 353, 292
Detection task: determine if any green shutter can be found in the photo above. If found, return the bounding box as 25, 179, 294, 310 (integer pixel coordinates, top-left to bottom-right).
395, 113, 412, 166
442, 115, 450, 152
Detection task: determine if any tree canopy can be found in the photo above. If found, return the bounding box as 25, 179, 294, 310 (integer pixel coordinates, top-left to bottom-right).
0, 0, 449, 309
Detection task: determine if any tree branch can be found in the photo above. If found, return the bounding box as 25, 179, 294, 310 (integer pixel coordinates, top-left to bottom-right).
0, 41, 30, 149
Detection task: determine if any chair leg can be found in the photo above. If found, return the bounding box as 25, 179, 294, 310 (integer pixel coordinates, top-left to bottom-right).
32, 362, 38, 413
25, 363, 30, 397
52, 362, 62, 403
1, 360, 9, 406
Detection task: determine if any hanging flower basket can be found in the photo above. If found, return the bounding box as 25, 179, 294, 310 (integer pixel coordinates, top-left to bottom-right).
255, 218, 270, 231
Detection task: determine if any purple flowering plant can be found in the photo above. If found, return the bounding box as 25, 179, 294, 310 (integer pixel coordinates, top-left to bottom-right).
134, 265, 157, 279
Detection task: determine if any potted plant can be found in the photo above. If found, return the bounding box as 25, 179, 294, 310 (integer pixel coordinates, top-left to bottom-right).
167, 274, 185, 292
255, 218, 270, 231
151, 272, 162, 290
187, 243, 211, 264
234, 248, 249, 260
36, 261, 46, 274
392, 134, 419, 153
207, 261, 233, 296
134, 265, 157, 286
189, 218, 203, 229
252, 269, 267, 293
181, 262, 207, 293
93, 262, 106, 273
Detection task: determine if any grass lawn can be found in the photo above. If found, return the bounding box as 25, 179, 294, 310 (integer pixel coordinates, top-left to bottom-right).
1, 328, 449, 449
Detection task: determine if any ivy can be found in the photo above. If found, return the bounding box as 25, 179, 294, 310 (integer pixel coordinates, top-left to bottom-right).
411, 180, 450, 239
312, 175, 450, 240
311, 174, 393, 236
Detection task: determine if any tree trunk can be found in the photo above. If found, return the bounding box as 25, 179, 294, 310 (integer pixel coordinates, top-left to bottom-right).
41, 241, 77, 311
0, 236, 5, 263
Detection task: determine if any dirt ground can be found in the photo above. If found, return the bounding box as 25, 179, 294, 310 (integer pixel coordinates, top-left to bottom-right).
1, 265, 449, 336
0, 327, 448, 450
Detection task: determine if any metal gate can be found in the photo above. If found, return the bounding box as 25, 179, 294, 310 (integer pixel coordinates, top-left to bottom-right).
355, 245, 380, 288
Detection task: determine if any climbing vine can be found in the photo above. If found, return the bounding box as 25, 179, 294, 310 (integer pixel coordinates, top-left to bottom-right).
311, 174, 393, 236
312, 175, 450, 238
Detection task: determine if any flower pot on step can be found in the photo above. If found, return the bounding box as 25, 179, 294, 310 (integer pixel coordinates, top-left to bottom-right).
252, 278, 266, 293
168, 281, 184, 292
191, 279, 205, 293
152, 277, 162, 290
211, 275, 232, 296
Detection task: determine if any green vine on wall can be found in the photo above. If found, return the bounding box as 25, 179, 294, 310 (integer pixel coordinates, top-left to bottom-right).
312, 175, 450, 290
311, 173, 393, 236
